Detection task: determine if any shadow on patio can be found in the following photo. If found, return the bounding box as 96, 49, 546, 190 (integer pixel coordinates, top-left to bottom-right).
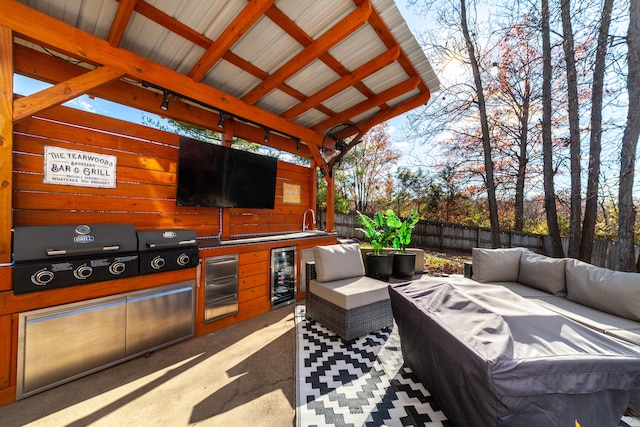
0, 305, 297, 427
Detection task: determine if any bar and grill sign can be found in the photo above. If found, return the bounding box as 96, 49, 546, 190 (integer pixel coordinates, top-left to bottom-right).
44, 146, 117, 188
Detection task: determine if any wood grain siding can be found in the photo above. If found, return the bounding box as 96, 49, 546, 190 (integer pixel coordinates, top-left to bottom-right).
12, 104, 312, 237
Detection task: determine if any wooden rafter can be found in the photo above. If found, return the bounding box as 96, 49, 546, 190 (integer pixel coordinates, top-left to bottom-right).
13, 66, 126, 121
119, 1, 338, 120
281, 46, 401, 120
187, 0, 276, 81
108, 0, 137, 47
265, 6, 375, 109
311, 75, 420, 132
242, 1, 372, 105
13, 44, 312, 159
357, 90, 431, 134
0, 0, 327, 161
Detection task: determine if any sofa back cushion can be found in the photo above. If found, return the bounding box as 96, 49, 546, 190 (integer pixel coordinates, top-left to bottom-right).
471, 247, 528, 283
566, 259, 640, 321
518, 252, 567, 296
312, 243, 365, 283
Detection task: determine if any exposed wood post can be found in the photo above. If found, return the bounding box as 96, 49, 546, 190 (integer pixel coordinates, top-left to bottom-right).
220, 117, 234, 239
0, 25, 13, 263
309, 159, 317, 230
325, 174, 335, 232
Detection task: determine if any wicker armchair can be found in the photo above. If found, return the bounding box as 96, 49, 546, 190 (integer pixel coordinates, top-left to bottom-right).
305, 243, 393, 341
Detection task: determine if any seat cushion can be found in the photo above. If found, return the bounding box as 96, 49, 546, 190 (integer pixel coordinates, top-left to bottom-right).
471, 247, 528, 283
312, 243, 365, 283
518, 252, 567, 296
309, 276, 389, 310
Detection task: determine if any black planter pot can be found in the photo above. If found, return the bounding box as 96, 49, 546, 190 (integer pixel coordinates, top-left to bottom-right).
365, 252, 394, 282
392, 252, 416, 279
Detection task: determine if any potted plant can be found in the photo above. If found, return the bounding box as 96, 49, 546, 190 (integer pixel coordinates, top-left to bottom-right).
390, 210, 420, 279
356, 210, 396, 281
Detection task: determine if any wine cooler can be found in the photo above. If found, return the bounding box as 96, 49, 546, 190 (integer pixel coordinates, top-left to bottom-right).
271, 246, 296, 309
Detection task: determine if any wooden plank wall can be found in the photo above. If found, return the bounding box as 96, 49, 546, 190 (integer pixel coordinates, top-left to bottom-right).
12, 104, 313, 236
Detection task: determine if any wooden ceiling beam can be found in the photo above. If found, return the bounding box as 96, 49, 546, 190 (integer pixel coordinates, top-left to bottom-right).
13, 44, 311, 158
242, 0, 372, 105
127, 1, 336, 119
0, 25, 13, 263
0, 0, 327, 155
312, 74, 420, 132
132, 0, 211, 49
281, 46, 400, 120
357, 90, 431, 135
13, 65, 126, 121
108, 0, 138, 47
187, 0, 276, 82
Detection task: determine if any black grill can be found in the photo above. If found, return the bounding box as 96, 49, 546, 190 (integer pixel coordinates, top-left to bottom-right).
136, 229, 199, 275
12, 224, 139, 294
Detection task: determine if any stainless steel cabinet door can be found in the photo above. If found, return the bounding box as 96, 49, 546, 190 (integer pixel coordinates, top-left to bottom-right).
18, 297, 127, 398
125, 282, 194, 356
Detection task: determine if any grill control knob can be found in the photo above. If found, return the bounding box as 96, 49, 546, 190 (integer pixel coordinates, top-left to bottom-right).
177, 253, 190, 266
151, 256, 165, 270
32, 269, 54, 286
74, 265, 93, 279
109, 262, 126, 275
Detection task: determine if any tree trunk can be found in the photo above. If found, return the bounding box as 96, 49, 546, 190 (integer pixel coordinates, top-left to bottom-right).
618, 0, 640, 271
580, 0, 614, 263
460, 0, 501, 248
514, 78, 530, 232
560, 0, 582, 258
541, 0, 564, 257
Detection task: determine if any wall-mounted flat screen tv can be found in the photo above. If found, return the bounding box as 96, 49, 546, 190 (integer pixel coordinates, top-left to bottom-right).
176, 136, 278, 209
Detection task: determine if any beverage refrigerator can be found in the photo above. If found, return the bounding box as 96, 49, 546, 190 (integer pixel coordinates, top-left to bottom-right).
271, 246, 296, 309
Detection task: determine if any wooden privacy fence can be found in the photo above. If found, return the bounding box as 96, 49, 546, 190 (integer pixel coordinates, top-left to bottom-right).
320, 212, 639, 270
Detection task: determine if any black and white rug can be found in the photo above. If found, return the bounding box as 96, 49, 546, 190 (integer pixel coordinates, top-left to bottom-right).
295, 305, 639, 427
295, 305, 449, 427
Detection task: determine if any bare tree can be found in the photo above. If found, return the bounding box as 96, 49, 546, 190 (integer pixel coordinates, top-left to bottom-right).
580, 0, 615, 262
459, 0, 501, 247
560, 0, 582, 258
617, 0, 640, 271
541, 0, 564, 256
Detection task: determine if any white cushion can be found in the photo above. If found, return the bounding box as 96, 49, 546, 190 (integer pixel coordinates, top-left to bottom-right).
518, 252, 567, 296
312, 243, 365, 283
566, 259, 640, 321
471, 247, 528, 283
309, 276, 389, 310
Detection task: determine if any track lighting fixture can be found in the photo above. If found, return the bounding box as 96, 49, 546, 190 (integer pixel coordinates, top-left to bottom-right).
140, 81, 299, 148
160, 90, 169, 111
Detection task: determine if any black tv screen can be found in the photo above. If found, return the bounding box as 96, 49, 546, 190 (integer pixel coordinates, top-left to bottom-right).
176, 136, 278, 209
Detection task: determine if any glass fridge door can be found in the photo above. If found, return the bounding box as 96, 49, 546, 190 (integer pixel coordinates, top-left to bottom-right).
271, 246, 296, 309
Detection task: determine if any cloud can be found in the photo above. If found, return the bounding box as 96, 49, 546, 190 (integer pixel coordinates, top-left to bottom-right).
64, 97, 96, 113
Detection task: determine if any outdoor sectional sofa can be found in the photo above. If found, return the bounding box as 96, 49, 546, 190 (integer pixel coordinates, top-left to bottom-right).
389, 247, 640, 426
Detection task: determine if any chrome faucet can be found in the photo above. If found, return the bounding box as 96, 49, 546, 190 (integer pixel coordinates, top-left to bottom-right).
303, 208, 316, 231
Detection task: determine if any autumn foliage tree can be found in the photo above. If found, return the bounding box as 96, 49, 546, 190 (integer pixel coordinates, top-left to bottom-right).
337, 123, 400, 213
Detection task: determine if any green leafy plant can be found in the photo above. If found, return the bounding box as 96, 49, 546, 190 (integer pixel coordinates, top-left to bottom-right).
390, 210, 419, 254
356, 210, 396, 256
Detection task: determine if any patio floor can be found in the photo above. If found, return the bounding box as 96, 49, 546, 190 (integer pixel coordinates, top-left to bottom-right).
0, 304, 297, 427
1, 298, 639, 427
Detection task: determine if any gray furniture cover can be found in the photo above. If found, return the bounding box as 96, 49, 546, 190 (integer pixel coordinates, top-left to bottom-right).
389, 278, 640, 427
